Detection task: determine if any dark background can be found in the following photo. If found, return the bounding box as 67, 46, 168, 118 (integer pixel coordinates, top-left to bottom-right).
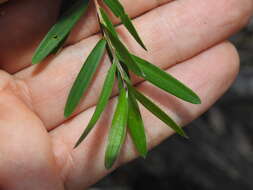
90, 14, 253, 190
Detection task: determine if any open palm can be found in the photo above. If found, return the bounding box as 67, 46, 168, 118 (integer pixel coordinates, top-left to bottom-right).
0, 0, 252, 189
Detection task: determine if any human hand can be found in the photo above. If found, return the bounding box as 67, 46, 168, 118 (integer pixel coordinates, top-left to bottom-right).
0, 0, 252, 189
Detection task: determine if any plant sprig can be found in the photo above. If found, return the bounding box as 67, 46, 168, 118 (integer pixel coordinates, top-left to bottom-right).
32, 0, 201, 169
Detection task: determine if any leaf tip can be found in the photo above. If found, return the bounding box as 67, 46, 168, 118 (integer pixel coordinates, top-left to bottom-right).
73, 141, 80, 149
177, 127, 189, 139
192, 95, 202, 104
31, 56, 40, 65
140, 150, 148, 159
141, 43, 148, 51
182, 132, 190, 139
104, 158, 114, 170
186, 92, 201, 104
73, 131, 90, 149
64, 108, 72, 118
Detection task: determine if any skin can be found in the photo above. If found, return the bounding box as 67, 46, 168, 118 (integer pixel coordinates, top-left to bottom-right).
0, 0, 252, 189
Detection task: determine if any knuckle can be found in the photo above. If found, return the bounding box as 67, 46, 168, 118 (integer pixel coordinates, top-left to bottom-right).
0, 70, 27, 98
0, 70, 13, 92
0, 70, 34, 111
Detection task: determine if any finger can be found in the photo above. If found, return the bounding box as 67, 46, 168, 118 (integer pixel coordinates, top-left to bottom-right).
0, 0, 171, 73
0, 0, 61, 73
15, 0, 252, 130
50, 41, 239, 189
66, 0, 171, 45
0, 71, 64, 189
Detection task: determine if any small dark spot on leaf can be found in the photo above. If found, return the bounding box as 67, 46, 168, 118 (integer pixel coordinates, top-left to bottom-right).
53, 35, 58, 40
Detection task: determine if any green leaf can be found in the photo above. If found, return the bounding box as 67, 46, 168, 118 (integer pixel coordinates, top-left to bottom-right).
120, 14, 147, 50
132, 55, 201, 104
128, 88, 147, 158
64, 39, 107, 117
104, 0, 146, 50
74, 62, 117, 148
99, 7, 118, 38
32, 0, 89, 64
128, 85, 188, 138
113, 59, 147, 157
51, 32, 70, 55
102, 24, 144, 76
105, 85, 128, 169
104, 0, 124, 17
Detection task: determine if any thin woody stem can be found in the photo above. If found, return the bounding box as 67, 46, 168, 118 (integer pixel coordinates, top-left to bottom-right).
93, 0, 130, 89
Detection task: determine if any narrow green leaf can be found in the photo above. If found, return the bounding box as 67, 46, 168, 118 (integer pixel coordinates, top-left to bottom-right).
105, 86, 128, 169
104, 0, 124, 17
132, 55, 201, 104
64, 39, 107, 117
51, 32, 70, 55
32, 0, 89, 64
113, 60, 147, 157
102, 25, 144, 76
74, 63, 117, 148
104, 0, 146, 50
128, 88, 147, 158
128, 85, 188, 138
120, 14, 147, 50
99, 7, 118, 38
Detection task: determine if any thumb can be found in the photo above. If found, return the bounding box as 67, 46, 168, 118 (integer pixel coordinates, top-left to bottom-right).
0, 71, 64, 189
